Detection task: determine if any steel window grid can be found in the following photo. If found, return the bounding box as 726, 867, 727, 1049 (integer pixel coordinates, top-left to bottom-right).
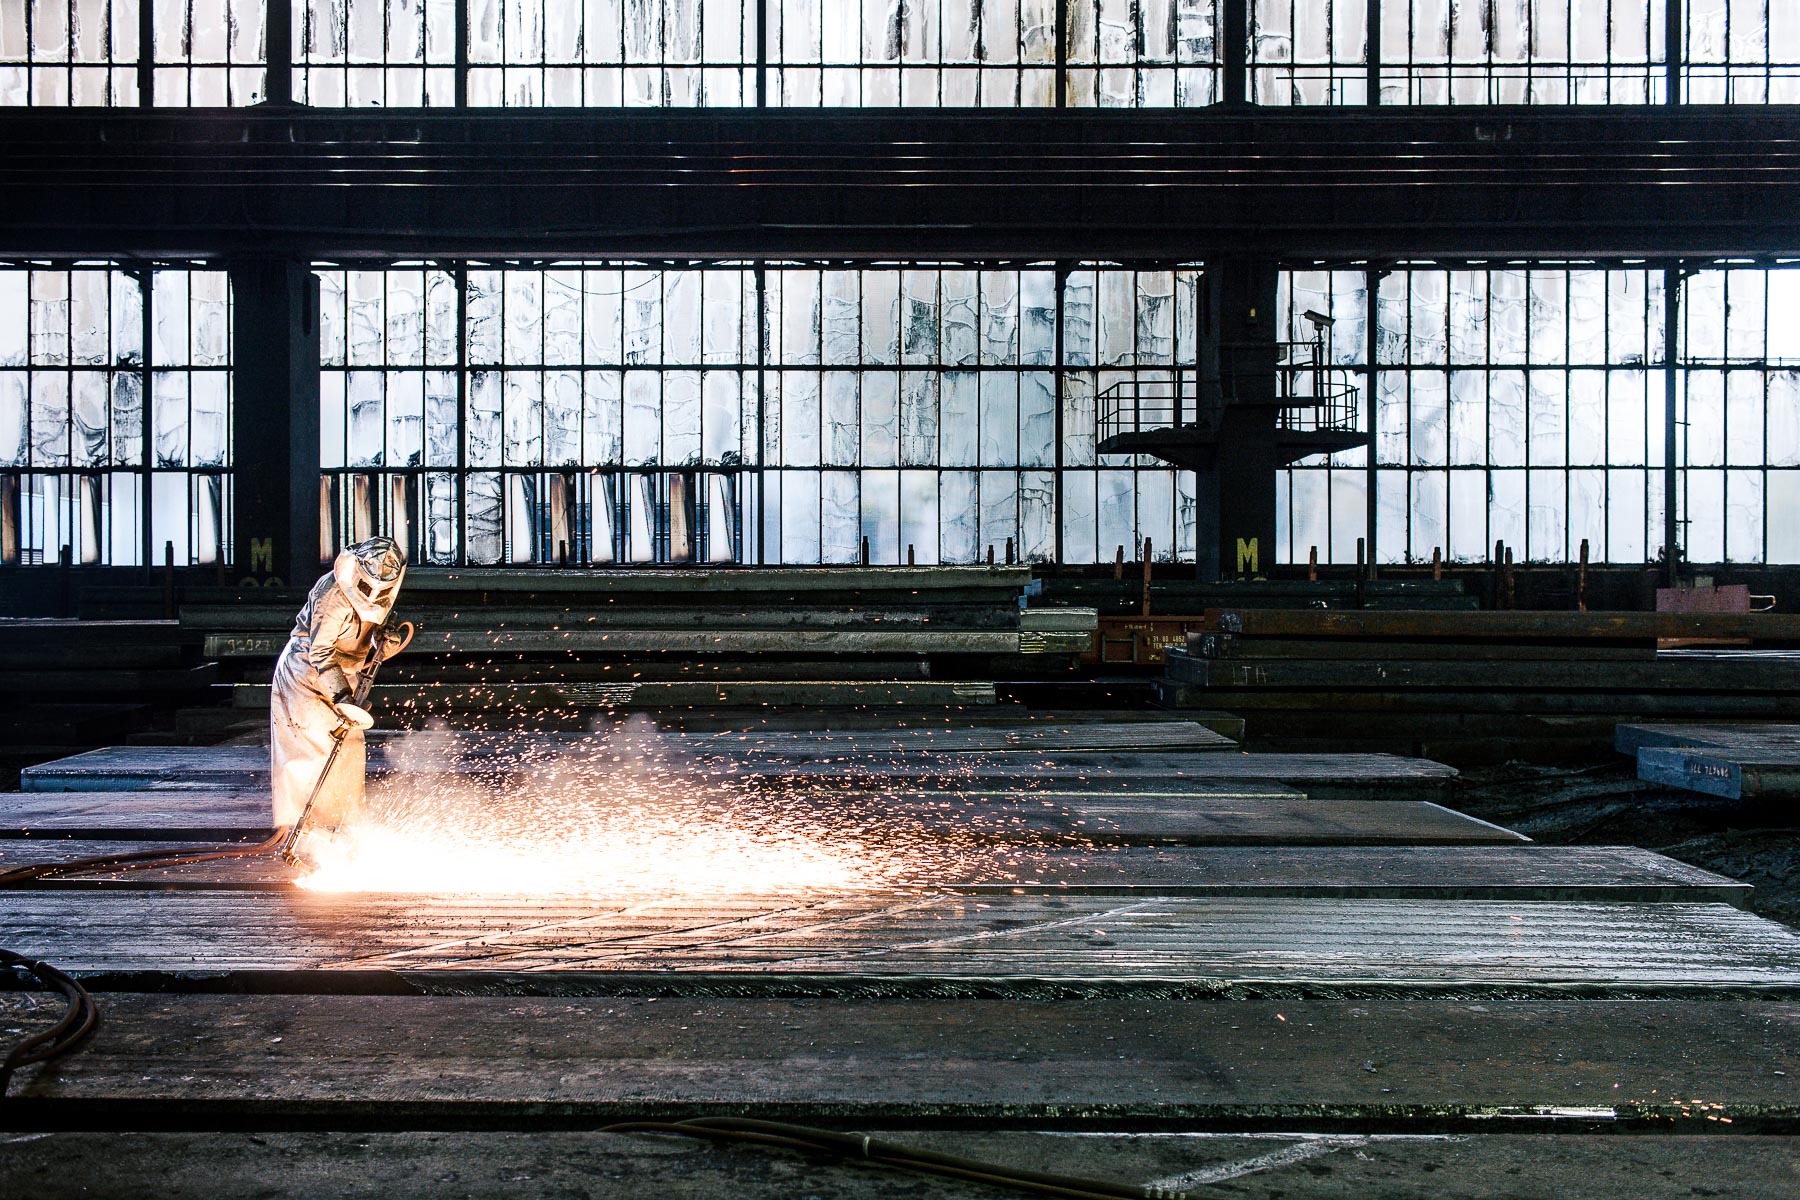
1278, 261, 1800, 568
1288, 264, 1673, 567
13, 0, 1800, 107
317, 260, 1198, 567
294, 0, 457, 106
0, 0, 142, 104
0, 262, 233, 568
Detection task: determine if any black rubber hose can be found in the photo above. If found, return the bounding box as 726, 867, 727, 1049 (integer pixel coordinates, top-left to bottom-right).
0, 949, 98, 1096
0, 826, 291, 886
599, 1117, 1211, 1200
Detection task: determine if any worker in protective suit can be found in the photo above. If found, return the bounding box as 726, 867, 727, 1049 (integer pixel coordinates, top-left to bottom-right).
271, 537, 409, 834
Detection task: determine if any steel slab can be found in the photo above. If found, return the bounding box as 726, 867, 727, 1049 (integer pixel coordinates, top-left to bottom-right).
2, 995, 1797, 1125
4, 893, 1798, 994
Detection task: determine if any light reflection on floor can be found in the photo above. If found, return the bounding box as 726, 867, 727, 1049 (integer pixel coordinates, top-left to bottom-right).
296, 717, 1106, 897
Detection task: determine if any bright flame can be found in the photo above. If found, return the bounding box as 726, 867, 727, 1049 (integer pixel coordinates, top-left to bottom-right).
296, 812, 871, 896
293, 716, 1094, 897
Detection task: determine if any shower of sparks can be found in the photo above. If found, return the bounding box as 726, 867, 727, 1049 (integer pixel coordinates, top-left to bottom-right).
295, 715, 1109, 897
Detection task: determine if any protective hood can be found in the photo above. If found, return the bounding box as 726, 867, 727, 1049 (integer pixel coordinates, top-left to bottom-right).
333, 537, 407, 624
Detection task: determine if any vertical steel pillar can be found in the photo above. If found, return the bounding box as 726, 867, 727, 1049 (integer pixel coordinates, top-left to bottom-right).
1663, 6, 1684, 583
1200, 258, 1280, 579
138, 268, 154, 576
265, 0, 293, 104
454, 266, 469, 564
1055, 0, 1069, 108
136, 0, 154, 106
1365, 0, 1382, 104
1666, 0, 1684, 105
229, 261, 320, 586
1664, 266, 1682, 586
755, 266, 768, 563
1222, 0, 1247, 104
1364, 266, 1382, 570
454, 0, 470, 106
1052, 264, 1068, 566
755, 0, 769, 107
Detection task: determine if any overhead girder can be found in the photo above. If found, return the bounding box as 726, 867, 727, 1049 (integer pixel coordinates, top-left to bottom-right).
3, 107, 1800, 262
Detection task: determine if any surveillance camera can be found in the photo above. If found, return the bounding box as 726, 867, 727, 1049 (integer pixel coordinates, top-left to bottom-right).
1302, 309, 1335, 328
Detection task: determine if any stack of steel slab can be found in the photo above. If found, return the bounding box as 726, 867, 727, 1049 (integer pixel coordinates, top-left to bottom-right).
1618, 721, 1800, 800
175, 567, 1097, 716
4, 718, 1798, 1196
0, 619, 221, 784
1160, 609, 1800, 764
19, 743, 1474, 803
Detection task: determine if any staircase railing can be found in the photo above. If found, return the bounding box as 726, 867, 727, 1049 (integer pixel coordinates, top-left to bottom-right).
1096, 375, 1198, 444
1096, 337, 1362, 446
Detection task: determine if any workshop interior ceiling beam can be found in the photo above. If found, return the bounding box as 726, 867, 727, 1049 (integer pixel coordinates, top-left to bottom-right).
5, 108, 1800, 261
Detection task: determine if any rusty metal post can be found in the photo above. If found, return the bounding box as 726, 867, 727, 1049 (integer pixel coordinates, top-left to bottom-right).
1354, 536, 1366, 608
1578, 537, 1590, 612
1141, 537, 1153, 617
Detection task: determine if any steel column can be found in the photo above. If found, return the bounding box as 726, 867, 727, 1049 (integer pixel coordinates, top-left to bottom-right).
228, 260, 321, 586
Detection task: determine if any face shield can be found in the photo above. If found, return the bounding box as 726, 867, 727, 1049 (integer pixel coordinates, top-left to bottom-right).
333, 537, 408, 624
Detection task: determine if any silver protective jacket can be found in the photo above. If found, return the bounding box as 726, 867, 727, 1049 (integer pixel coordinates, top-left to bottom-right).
269, 570, 379, 826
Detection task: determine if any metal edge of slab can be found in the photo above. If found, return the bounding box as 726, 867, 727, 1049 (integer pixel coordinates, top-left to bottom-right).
4, 1131, 1800, 1198
13, 879, 1756, 904
13, 967, 1800, 1005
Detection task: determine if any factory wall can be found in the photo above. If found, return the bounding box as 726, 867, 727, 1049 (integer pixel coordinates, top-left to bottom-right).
9, 257, 1800, 570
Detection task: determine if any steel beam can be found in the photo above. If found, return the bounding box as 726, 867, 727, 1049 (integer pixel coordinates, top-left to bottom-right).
4, 109, 1800, 260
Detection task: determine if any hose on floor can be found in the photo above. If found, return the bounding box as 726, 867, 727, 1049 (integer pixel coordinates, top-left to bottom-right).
0, 826, 292, 886
0, 949, 98, 1097
598, 1117, 1209, 1200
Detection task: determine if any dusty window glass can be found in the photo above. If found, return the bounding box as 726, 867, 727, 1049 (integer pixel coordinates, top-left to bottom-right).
0, 263, 228, 566
0, 0, 142, 104
295, 0, 456, 105
2, 0, 263, 104
1685, 0, 1800, 102
1271, 263, 1800, 567
466, 0, 749, 106
316, 261, 1199, 567
1064, 0, 1218, 107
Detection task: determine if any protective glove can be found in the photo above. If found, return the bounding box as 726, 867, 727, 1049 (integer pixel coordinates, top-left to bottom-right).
335, 702, 375, 732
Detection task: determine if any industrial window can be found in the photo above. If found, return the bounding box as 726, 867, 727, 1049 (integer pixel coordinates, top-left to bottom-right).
1376, 1, 1666, 104
0, 0, 266, 104
1253, 2, 1674, 105
768, 0, 1056, 106
1064, 0, 1218, 107
1249, 0, 1367, 104
1280, 263, 1800, 568
0, 0, 141, 103
13, 0, 1796, 108
1674, 268, 1800, 564
1684, 0, 1800, 102
295, 0, 457, 106
152, 0, 265, 102
0, 264, 232, 567
457, 0, 1218, 109
318, 262, 1198, 567
465, 0, 751, 106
